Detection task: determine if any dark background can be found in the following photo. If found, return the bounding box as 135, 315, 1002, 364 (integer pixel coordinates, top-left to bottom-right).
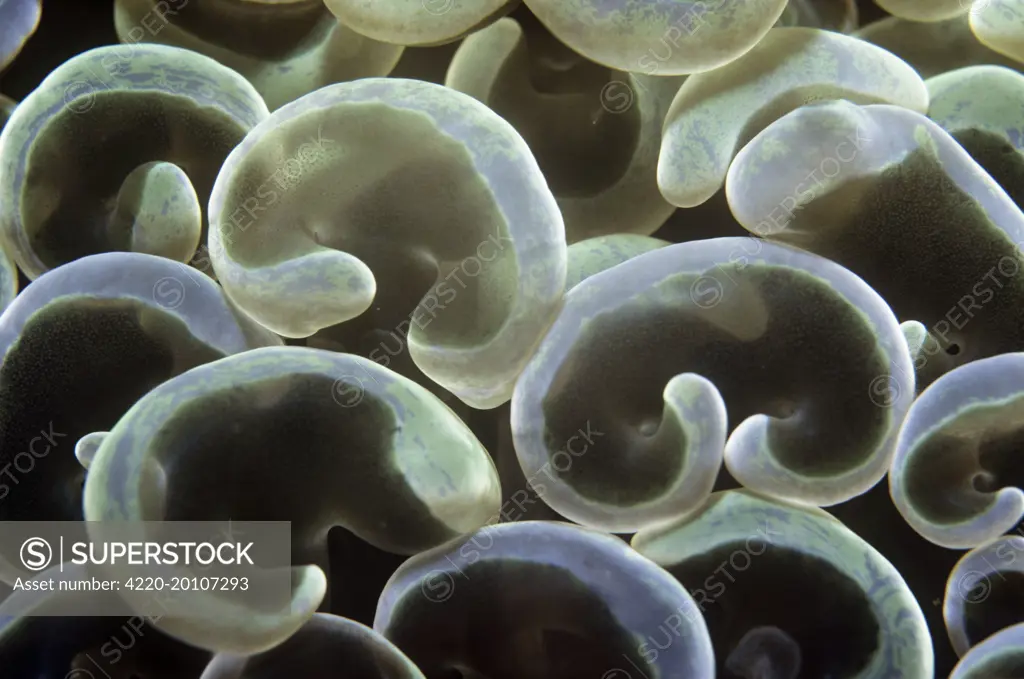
0, 1, 967, 677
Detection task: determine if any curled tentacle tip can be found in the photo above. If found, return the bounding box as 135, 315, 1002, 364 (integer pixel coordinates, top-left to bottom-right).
659, 27, 928, 209
209, 77, 565, 409
74, 432, 108, 471
82, 345, 500, 652
112, 161, 202, 263
513, 237, 911, 532
0, 251, 278, 581
728, 99, 1024, 387
446, 16, 681, 242
0, 44, 268, 279
891, 352, 1024, 549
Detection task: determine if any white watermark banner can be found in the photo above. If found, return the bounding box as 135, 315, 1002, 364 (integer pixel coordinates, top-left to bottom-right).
0, 521, 291, 617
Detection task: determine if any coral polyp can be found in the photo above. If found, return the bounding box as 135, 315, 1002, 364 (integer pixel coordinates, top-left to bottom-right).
3, 2, 1022, 676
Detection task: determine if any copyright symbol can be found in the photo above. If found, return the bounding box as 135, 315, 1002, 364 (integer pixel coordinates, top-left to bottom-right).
422, 0, 454, 15
296, 142, 320, 165
63, 81, 98, 114
600, 81, 634, 114
602, 670, 632, 679
421, 570, 454, 602
20, 537, 52, 571
65, 670, 96, 679
690, 275, 724, 309
152, 277, 185, 310
958, 571, 991, 603
868, 374, 900, 408
332, 376, 364, 408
